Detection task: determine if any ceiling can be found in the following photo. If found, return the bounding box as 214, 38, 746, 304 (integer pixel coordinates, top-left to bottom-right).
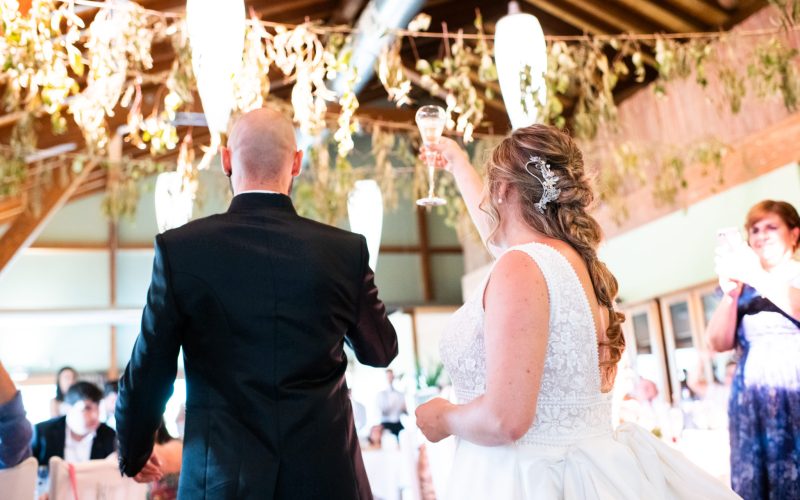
0, 0, 768, 225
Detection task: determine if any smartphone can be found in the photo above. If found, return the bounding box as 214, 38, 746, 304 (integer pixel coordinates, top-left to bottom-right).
716, 226, 743, 251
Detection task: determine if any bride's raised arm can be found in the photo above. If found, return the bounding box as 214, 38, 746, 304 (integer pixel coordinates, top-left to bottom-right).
424, 138, 492, 246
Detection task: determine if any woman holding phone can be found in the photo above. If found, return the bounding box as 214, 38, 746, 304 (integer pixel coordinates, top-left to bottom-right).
707, 200, 800, 500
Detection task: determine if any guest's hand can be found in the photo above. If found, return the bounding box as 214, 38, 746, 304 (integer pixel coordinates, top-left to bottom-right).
133, 452, 163, 483
715, 244, 763, 292
419, 137, 469, 174
415, 397, 454, 443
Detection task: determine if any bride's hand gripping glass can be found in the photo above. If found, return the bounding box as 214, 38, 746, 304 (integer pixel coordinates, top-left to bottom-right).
416, 105, 448, 207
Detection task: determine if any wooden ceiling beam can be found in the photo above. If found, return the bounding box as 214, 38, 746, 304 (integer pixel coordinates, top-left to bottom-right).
0, 197, 24, 225
723, 0, 770, 27
662, 0, 728, 27
328, 0, 367, 25
254, 0, 333, 21
560, 0, 649, 33
613, 0, 704, 32
522, 0, 614, 34
0, 160, 98, 277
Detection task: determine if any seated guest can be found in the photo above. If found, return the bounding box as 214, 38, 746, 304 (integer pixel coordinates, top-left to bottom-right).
50, 366, 78, 418
32, 381, 116, 465
0, 360, 32, 468
148, 419, 183, 500
363, 425, 385, 451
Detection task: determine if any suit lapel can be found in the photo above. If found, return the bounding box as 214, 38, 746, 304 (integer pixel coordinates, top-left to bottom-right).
49, 416, 66, 462
90, 425, 104, 459
90, 424, 112, 459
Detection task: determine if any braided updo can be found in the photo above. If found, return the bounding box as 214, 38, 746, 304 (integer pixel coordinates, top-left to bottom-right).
481, 124, 626, 380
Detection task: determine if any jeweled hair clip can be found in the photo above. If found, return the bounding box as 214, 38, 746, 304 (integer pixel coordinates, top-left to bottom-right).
524, 156, 561, 214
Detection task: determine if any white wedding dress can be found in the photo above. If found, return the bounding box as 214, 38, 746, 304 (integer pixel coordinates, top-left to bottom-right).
439, 243, 740, 499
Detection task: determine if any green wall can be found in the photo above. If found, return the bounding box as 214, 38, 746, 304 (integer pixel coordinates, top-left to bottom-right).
600, 162, 800, 304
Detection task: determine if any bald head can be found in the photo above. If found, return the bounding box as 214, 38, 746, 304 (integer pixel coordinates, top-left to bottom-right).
221, 108, 301, 194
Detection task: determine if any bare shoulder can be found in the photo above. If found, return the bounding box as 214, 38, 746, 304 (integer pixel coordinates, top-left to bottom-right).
485, 250, 548, 307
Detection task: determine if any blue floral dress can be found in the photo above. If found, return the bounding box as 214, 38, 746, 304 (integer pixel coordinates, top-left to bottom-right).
729, 282, 800, 500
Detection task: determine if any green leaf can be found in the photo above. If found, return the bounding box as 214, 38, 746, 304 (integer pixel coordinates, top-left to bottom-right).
67, 45, 84, 77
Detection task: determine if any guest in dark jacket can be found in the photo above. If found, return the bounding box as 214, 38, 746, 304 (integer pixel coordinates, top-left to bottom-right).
32, 381, 116, 466
0, 360, 32, 469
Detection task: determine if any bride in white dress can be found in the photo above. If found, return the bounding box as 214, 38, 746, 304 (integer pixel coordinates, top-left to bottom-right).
414, 124, 739, 499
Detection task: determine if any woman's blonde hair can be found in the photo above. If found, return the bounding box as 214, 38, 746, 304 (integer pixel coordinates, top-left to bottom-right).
481, 124, 626, 370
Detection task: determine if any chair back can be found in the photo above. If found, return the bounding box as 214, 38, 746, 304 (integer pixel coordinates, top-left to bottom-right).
48, 456, 148, 500
0, 456, 38, 500
398, 430, 421, 500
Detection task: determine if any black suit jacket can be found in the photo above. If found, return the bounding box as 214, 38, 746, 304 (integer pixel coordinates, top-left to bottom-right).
30, 416, 116, 466
116, 193, 398, 499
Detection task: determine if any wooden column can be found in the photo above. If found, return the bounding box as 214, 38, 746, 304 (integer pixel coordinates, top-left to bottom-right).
108, 221, 119, 381
107, 134, 122, 380
416, 206, 434, 302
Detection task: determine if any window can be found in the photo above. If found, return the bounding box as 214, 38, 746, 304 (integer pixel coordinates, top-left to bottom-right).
632, 312, 652, 354
621, 280, 720, 405
668, 301, 694, 349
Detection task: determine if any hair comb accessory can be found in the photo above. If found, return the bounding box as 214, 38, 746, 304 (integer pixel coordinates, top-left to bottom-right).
524, 156, 560, 214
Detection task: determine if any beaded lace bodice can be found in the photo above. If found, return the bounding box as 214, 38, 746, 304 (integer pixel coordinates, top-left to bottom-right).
440, 243, 612, 447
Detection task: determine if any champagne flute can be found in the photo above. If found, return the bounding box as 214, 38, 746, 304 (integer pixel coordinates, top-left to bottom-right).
415, 105, 447, 207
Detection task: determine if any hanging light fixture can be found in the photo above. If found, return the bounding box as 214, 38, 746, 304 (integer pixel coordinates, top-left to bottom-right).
185, 0, 246, 137
155, 172, 193, 233
347, 180, 383, 271
494, 1, 548, 130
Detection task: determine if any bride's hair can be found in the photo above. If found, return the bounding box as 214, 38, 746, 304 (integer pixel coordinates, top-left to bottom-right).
481, 124, 626, 377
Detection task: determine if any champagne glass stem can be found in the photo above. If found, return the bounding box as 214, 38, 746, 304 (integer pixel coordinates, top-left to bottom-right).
427, 164, 435, 199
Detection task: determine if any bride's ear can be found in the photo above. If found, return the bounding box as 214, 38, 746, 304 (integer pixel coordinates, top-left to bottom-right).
497, 182, 511, 205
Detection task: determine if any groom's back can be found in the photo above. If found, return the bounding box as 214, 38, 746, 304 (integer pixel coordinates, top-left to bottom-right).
156, 195, 385, 499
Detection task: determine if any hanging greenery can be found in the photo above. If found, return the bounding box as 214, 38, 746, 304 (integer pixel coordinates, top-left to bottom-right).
768, 0, 800, 28
1, 0, 799, 228
101, 156, 169, 220
377, 39, 413, 107
747, 36, 800, 110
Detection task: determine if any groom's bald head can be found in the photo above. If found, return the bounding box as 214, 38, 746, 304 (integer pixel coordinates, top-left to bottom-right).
221, 108, 302, 194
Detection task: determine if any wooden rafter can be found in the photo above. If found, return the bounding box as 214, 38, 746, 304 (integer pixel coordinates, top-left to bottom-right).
662, 0, 728, 27
560, 0, 647, 33
254, 0, 334, 21
613, 0, 703, 32
523, 0, 614, 35
0, 197, 25, 225
329, 0, 367, 25
0, 160, 98, 277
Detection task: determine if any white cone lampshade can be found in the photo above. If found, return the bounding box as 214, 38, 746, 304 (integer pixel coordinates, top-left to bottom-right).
186, 0, 246, 136
155, 172, 193, 233
494, 1, 548, 130
348, 180, 383, 271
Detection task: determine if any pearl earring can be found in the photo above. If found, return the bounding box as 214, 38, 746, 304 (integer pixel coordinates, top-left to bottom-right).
497, 198, 503, 204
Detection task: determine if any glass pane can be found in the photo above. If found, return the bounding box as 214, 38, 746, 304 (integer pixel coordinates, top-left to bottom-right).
669, 301, 694, 348
701, 292, 721, 328
632, 312, 652, 354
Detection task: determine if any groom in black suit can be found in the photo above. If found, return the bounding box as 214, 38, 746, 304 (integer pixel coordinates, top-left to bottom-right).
116, 107, 398, 499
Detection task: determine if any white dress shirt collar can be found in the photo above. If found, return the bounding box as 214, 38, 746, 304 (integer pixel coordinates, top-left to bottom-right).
64, 427, 96, 463
236, 190, 282, 195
